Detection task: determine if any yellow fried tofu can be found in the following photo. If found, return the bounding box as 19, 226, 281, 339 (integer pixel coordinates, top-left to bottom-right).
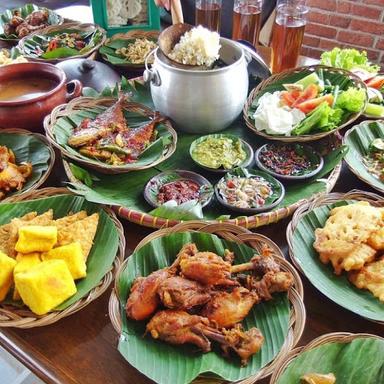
14, 260, 77, 315
15, 226, 57, 254
0, 251, 17, 301
0, 212, 37, 257
349, 257, 384, 302
6, 210, 53, 258
57, 213, 99, 260
367, 227, 384, 250
42, 242, 86, 280
13, 253, 42, 300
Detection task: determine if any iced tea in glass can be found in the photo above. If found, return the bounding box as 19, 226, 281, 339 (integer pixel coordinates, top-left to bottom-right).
232, 0, 263, 47
270, 0, 308, 73
195, 0, 222, 32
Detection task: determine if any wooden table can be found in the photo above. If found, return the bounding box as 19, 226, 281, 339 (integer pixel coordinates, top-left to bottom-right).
0, 9, 383, 383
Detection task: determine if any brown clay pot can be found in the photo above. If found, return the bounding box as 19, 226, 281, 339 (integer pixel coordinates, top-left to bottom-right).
0, 62, 82, 131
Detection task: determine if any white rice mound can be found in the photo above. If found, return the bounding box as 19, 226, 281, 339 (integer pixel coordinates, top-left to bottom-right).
169, 25, 221, 67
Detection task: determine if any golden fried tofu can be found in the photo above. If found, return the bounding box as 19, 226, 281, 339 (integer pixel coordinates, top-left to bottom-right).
0, 251, 17, 301
57, 213, 99, 260
0, 212, 37, 256
6, 210, 53, 257
367, 227, 384, 250
14, 260, 77, 315
13, 252, 42, 300
15, 226, 57, 254
321, 243, 376, 275
42, 242, 86, 280
349, 257, 384, 302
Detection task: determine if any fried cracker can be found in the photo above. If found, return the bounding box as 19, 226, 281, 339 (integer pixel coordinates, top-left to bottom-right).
7, 210, 53, 258
349, 257, 384, 302
54, 211, 88, 232
57, 213, 99, 260
367, 227, 384, 251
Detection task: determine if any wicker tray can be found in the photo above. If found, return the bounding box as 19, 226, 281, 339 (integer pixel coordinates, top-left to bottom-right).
0, 187, 125, 328
17, 22, 106, 63
286, 190, 384, 324
63, 157, 341, 229
270, 332, 384, 383
0, 128, 55, 203
109, 222, 306, 384
243, 65, 367, 143
44, 96, 178, 174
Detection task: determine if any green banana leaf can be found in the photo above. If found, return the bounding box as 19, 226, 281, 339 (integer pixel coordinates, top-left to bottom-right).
117, 232, 290, 384
0, 132, 52, 200
53, 104, 173, 170
291, 200, 384, 322
21, 28, 104, 59
0, 194, 120, 310
276, 337, 384, 384
99, 37, 157, 65
344, 120, 384, 193
0, 3, 62, 40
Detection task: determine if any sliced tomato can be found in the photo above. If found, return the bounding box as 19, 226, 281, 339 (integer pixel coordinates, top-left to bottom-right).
365, 76, 384, 90
296, 94, 334, 114
292, 83, 319, 107
280, 91, 296, 107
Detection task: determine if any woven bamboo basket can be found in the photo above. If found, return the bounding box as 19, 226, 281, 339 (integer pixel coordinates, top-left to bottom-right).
243, 65, 367, 143
286, 189, 384, 325
0, 128, 55, 203
0, 187, 125, 328
62, 156, 341, 229
343, 120, 384, 195
44, 96, 178, 174
100, 30, 159, 69
270, 332, 384, 383
17, 22, 106, 63
109, 222, 306, 384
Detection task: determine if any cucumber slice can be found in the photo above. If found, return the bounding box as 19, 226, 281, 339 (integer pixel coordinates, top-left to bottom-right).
295, 72, 323, 90
365, 102, 384, 117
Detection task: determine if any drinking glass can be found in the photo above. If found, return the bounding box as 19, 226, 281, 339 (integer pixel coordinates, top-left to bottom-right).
232, 0, 263, 47
195, 0, 222, 32
270, 0, 309, 73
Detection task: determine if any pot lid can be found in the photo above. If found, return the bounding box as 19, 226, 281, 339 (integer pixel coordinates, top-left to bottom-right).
56, 59, 121, 92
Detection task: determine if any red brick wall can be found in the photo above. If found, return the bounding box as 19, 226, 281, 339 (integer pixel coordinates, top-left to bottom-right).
301, 0, 384, 64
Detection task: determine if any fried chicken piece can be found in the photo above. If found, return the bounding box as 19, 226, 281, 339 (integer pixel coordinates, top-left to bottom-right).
239, 271, 294, 301
25, 10, 48, 26
348, 257, 384, 302
146, 310, 211, 352
126, 269, 171, 321
178, 243, 198, 259
201, 287, 259, 328
203, 324, 264, 366
230, 254, 280, 275
180, 251, 237, 286
158, 276, 211, 310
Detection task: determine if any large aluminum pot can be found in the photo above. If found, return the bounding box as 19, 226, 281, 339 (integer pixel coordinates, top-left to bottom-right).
144, 38, 251, 133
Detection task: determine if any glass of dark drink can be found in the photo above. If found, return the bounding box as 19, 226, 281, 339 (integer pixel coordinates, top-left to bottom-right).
232, 0, 263, 47
195, 0, 222, 32
270, 0, 308, 73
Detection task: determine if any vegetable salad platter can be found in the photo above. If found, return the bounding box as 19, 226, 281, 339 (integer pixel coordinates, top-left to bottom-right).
60, 79, 346, 229
244, 65, 367, 142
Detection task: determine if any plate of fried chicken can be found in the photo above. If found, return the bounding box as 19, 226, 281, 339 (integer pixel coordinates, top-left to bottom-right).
0, 129, 54, 202
0, 4, 63, 42
110, 228, 304, 384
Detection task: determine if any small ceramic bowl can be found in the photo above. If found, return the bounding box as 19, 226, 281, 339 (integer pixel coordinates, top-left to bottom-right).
215, 168, 285, 214
255, 143, 324, 181
190, 134, 254, 173
144, 170, 214, 208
